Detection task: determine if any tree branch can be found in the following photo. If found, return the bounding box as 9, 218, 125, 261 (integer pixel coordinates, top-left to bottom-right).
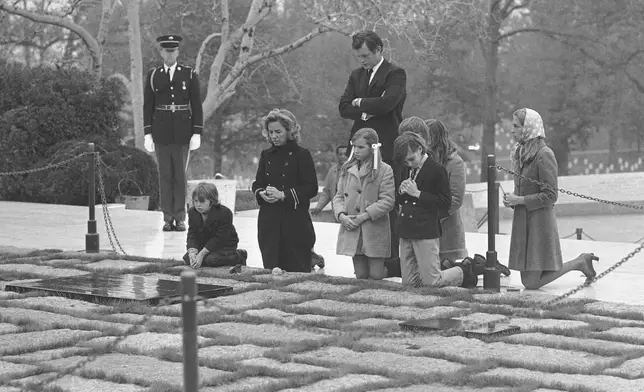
497, 27, 598, 44
0, 1, 104, 77
220, 0, 229, 43
195, 32, 221, 75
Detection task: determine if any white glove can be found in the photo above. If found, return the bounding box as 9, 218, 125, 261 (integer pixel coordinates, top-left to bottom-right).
144, 134, 154, 152
189, 134, 201, 151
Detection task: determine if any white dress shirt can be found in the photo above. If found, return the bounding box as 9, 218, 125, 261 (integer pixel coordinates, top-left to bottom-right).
165, 63, 177, 81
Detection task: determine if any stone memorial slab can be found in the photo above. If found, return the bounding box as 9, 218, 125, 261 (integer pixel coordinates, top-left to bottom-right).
4, 274, 232, 305
398, 317, 520, 338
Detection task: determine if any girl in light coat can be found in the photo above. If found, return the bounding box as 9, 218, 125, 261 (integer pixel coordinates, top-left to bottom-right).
333, 128, 395, 280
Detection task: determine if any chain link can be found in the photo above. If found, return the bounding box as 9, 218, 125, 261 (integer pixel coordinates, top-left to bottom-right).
0, 152, 96, 177
95, 155, 127, 255
492, 165, 644, 211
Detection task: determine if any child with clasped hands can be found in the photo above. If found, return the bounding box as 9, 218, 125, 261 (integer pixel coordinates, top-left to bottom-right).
332, 128, 395, 280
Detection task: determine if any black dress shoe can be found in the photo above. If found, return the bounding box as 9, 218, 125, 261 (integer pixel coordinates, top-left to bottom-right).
458, 258, 479, 288
175, 222, 186, 232
162, 221, 174, 231
441, 258, 456, 271
473, 254, 511, 277
311, 251, 325, 269
236, 249, 248, 266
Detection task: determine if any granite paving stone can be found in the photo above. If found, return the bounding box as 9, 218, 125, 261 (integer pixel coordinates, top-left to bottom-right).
599, 327, 644, 343
44, 354, 228, 387
201, 377, 285, 392
294, 347, 464, 376
0, 279, 40, 291
603, 356, 644, 378
346, 289, 442, 307
0, 292, 22, 300
2, 347, 94, 363
199, 344, 271, 361
5, 296, 110, 313
357, 335, 614, 372
0, 329, 102, 356
285, 281, 357, 294
292, 299, 465, 320
244, 308, 337, 325
584, 302, 644, 320
41, 258, 93, 266
472, 291, 588, 308
104, 313, 180, 326
83, 259, 155, 272
503, 332, 644, 356
81, 332, 209, 354
239, 357, 332, 374
0, 264, 89, 277
453, 312, 589, 332
207, 289, 304, 311
350, 318, 404, 328
0, 361, 38, 380
0, 308, 135, 333
44, 375, 146, 392
571, 313, 644, 327
473, 368, 644, 392
200, 322, 327, 344
0, 323, 20, 335
370, 386, 515, 392
278, 374, 390, 392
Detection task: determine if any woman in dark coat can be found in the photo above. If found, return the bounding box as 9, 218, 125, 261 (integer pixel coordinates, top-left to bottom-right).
252, 109, 318, 272
504, 108, 598, 289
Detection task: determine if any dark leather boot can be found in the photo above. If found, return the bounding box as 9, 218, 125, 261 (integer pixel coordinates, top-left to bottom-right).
457, 258, 479, 288
440, 258, 456, 271
473, 254, 511, 277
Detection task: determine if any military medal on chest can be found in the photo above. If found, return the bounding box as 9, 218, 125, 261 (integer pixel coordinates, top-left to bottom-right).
182, 80, 187, 90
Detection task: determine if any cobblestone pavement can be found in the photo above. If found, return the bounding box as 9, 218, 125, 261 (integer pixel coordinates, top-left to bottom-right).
2, 247, 644, 392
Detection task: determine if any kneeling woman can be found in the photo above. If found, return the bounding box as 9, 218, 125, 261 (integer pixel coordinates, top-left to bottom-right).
504, 108, 598, 289
252, 109, 319, 272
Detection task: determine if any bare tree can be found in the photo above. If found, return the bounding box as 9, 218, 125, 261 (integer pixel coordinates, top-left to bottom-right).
0, 0, 117, 78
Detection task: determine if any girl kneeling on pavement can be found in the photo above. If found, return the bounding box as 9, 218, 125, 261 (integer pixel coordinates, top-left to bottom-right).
184, 182, 248, 269
333, 128, 395, 280
393, 132, 477, 288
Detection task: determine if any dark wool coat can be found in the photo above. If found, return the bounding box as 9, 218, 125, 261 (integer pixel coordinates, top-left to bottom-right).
508, 144, 563, 271
251, 140, 318, 272
439, 151, 468, 260
395, 157, 451, 240
186, 204, 239, 252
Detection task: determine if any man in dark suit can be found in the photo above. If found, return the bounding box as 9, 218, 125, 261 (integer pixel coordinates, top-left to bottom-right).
143, 34, 203, 232
339, 30, 407, 269
338, 31, 407, 165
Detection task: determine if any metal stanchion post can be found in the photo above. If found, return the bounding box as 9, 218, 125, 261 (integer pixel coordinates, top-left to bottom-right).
576, 228, 583, 240
484, 154, 501, 292
85, 143, 99, 253
181, 271, 199, 392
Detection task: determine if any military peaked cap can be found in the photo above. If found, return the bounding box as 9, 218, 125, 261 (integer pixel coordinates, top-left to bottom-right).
156, 35, 183, 49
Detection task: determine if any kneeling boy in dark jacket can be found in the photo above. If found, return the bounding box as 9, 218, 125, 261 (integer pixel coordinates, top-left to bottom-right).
184, 182, 247, 268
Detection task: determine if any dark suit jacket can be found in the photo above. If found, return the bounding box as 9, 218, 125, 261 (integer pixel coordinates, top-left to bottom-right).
395, 158, 451, 240
339, 59, 407, 164
186, 205, 239, 252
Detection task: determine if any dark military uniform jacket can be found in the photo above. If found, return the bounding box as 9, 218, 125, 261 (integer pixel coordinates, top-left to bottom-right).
143, 63, 203, 145
394, 157, 451, 240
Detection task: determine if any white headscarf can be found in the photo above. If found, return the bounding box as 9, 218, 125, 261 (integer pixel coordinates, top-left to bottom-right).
511, 108, 546, 169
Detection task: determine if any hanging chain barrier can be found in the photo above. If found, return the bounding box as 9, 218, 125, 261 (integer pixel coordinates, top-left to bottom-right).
0, 158, 643, 391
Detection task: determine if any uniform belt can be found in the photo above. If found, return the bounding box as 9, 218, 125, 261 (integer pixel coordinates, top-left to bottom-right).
156, 104, 189, 111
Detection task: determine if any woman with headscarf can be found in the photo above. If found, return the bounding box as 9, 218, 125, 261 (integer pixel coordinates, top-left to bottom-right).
252, 109, 319, 272
504, 108, 598, 289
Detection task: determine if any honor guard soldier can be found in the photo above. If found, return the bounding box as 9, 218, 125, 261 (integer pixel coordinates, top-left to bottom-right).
144, 34, 204, 232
